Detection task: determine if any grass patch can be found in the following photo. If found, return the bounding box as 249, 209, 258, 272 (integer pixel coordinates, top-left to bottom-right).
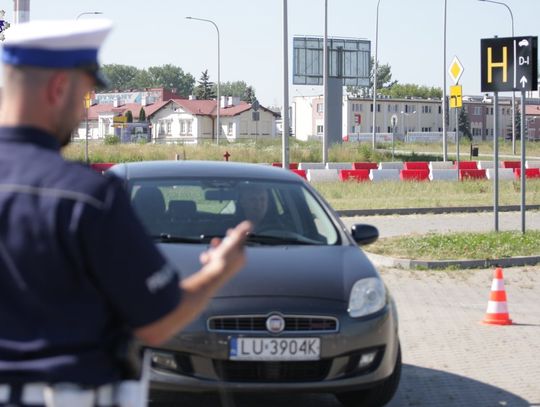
62, 139, 540, 209
367, 230, 540, 261
313, 179, 540, 209
63, 138, 392, 164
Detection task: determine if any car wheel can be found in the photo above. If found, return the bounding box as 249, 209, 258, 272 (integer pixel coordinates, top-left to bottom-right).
335, 343, 402, 407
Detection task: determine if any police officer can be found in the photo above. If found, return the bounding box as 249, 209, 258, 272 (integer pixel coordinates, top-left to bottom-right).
0, 19, 251, 407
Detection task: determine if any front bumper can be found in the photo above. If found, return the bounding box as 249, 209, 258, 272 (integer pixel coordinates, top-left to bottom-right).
149, 297, 399, 393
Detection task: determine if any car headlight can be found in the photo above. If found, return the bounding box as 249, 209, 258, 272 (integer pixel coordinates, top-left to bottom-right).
348, 278, 386, 318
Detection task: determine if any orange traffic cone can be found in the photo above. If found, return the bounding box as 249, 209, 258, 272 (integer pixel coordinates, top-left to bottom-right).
483, 267, 512, 325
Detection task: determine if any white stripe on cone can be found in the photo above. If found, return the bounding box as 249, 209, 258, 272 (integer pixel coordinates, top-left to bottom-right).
491, 279, 505, 291
486, 301, 508, 314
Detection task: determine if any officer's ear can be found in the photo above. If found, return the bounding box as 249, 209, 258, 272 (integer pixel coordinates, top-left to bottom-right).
45, 70, 71, 107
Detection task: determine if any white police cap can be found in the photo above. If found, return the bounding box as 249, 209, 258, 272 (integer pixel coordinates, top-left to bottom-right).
2, 19, 113, 87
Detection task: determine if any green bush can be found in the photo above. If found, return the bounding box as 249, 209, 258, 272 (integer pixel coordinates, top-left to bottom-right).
104, 135, 120, 145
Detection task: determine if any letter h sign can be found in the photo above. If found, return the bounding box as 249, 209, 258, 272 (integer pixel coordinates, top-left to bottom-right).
481, 36, 538, 92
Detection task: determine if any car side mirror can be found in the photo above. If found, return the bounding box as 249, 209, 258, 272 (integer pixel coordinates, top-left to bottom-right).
351, 224, 379, 245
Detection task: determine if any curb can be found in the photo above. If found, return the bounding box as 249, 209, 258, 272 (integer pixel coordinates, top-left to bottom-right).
365, 252, 540, 270
338, 204, 540, 217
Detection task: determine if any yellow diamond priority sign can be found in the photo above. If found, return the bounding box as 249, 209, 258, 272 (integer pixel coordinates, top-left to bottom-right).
448, 56, 464, 85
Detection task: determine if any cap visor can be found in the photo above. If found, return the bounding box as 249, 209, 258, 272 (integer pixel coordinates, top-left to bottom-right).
92, 69, 109, 89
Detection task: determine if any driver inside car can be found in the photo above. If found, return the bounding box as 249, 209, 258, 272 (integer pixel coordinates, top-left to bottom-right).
237, 184, 285, 234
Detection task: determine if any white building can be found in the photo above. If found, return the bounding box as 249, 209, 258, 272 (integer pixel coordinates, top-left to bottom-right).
292, 94, 514, 143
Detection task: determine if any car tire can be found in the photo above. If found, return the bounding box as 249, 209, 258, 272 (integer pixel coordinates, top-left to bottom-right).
335, 343, 402, 407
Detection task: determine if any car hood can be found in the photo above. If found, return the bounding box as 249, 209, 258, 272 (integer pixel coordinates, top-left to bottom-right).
158, 244, 380, 302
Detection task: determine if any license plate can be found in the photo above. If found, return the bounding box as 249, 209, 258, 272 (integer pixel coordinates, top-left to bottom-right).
229, 337, 320, 361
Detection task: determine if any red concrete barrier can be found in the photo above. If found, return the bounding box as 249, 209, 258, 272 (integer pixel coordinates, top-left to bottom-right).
90, 163, 115, 173
514, 168, 540, 179
352, 162, 379, 170
403, 162, 429, 170
454, 161, 478, 169
290, 169, 307, 179
459, 169, 486, 180
502, 161, 521, 169
400, 169, 429, 181
339, 169, 370, 182
272, 162, 299, 169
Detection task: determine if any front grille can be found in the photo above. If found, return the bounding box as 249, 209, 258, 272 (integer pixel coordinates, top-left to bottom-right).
208, 315, 338, 333
213, 360, 331, 382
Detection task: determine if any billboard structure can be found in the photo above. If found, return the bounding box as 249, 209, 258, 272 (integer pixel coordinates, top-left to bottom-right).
293, 37, 370, 86
293, 36, 370, 145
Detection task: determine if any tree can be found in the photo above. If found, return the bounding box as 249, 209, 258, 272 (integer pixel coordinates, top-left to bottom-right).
243, 86, 256, 103
139, 107, 146, 122
125, 110, 133, 123
507, 109, 522, 140
194, 70, 216, 100
346, 57, 397, 98
144, 64, 195, 97
101, 64, 195, 96
381, 84, 442, 99
213, 81, 256, 102
102, 64, 140, 90
458, 108, 472, 141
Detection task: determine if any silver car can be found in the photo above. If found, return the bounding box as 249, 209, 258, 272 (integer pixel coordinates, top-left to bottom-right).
109, 161, 401, 407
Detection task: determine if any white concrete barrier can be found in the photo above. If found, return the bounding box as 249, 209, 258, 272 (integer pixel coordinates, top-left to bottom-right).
429, 169, 459, 181
378, 162, 403, 170
486, 168, 514, 180
477, 161, 495, 169
299, 162, 326, 170
526, 160, 540, 169
429, 161, 454, 170
325, 162, 353, 170
307, 169, 339, 182
369, 169, 400, 182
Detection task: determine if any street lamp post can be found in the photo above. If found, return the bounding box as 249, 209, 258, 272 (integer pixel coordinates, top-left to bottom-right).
282, 0, 290, 169
186, 16, 221, 144
442, 0, 448, 161
372, 0, 382, 150
478, 0, 515, 155
76, 11, 103, 20
76, 11, 103, 165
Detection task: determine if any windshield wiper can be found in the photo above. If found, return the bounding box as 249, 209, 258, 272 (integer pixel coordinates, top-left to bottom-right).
153, 234, 204, 244
246, 233, 319, 246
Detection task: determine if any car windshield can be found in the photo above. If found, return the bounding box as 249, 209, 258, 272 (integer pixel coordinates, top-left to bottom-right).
129, 178, 339, 245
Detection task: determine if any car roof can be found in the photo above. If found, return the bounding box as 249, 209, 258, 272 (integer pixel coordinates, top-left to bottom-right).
109, 160, 304, 183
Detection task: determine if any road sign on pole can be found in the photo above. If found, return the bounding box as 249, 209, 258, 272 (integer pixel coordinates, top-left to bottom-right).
448, 56, 464, 85
449, 85, 462, 108
481, 36, 538, 92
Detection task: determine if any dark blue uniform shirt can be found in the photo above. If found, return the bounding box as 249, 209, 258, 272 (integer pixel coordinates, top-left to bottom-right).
0, 127, 181, 386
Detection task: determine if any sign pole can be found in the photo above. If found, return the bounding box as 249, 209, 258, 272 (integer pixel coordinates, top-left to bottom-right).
84, 92, 91, 165
456, 106, 460, 179
480, 35, 538, 233
282, 0, 290, 170
493, 92, 499, 232
322, 0, 329, 164
520, 90, 526, 233
85, 107, 89, 165
392, 126, 395, 161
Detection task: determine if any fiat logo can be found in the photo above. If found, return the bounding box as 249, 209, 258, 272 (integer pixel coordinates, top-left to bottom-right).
266, 315, 285, 334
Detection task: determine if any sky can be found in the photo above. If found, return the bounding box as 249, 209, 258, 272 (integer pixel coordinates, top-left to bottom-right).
1, 0, 538, 108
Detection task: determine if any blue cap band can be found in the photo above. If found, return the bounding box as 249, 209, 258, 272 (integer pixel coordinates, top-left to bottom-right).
2, 46, 98, 68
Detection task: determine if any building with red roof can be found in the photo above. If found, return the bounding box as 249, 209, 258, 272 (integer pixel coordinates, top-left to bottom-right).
76, 89, 280, 143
